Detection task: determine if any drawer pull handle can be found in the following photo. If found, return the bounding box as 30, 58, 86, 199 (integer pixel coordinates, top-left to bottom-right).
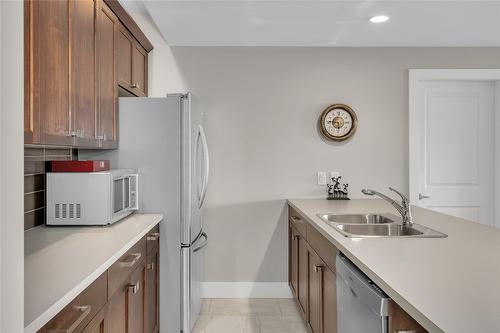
292, 235, 300, 240
147, 262, 155, 270
290, 216, 302, 222
48, 305, 91, 333
119, 253, 142, 268
147, 232, 160, 241
131, 82, 139, 89
313, 264, 324, 273
127, 282, 140, 294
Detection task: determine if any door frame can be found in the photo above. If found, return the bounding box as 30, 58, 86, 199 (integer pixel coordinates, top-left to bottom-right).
409, 69, 500, 227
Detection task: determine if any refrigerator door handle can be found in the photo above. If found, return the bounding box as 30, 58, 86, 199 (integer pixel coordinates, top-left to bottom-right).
198, 125, 210, 208
192, 232, 208, 253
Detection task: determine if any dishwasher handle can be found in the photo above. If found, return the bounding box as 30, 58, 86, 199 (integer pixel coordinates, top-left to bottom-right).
336, 253, 390, 317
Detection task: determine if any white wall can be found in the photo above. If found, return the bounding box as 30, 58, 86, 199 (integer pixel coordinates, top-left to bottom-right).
130, 12, 187, 96
169, 47, 500, 285
124, 12, 500, 287
0, 0, 24, 331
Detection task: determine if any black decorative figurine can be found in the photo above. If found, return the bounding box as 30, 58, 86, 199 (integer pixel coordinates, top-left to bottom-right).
327, 176, 350, 200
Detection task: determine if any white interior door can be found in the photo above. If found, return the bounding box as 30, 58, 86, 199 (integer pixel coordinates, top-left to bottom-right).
410, 80, 495, 225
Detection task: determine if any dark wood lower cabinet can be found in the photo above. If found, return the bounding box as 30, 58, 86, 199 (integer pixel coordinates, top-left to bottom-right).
39, 227, 161, 333
82, 308, 106, 333
288, 204, 427, 333
297, 235, 309, 318
308, 249, 324, 333
145, 245, 160, 333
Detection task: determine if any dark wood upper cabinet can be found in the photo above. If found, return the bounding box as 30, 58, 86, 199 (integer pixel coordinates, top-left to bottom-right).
117, 23, 148, 97
27, 0, 73, 146
97, 1, 119, 148
132, 42, 148, 96
71, 0, 98, 147
25, 0, 151, 148
116, 24, 134, 92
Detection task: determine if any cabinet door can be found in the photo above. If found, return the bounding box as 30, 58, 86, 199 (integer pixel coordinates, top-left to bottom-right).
298, 236, 309, 317
96, 1, 118, 148
309, 250, 324, 333
81, 307, 106, 333
131, 42, 147, 96
289, 226, 299, 297
107, 262, 146, 333
71, 0, 98, 147
116, 24, 133, 91
128, 263, 146, 333
145, 246, 159, 333
31, 0, 73, 145
389, 302, 428, 333
323, 266, 337, 333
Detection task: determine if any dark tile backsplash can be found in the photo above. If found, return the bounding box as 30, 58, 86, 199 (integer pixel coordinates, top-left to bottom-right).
24, 147, 74, 230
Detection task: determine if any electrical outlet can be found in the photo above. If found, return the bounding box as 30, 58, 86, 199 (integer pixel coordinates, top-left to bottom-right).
330, 171, 340, 180
317, 172, 327, 185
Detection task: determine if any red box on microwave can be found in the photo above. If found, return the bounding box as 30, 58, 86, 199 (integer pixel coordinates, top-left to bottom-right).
47, 160, 110, 172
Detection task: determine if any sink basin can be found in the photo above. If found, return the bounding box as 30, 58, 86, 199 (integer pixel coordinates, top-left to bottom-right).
318, 213, 394, 224
333, 223, 447, 238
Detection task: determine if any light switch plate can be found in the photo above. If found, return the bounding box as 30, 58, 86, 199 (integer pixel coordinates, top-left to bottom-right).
317, 171, 327, 185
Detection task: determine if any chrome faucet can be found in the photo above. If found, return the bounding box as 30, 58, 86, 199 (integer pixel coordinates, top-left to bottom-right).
361, 187, 413, 226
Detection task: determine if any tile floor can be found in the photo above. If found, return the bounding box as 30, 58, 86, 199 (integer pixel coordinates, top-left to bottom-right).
193, 298, 308, 333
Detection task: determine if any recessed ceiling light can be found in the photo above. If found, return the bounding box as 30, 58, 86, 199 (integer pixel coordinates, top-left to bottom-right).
369, 15, 389, 23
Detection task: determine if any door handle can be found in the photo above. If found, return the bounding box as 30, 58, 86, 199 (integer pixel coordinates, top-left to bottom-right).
48, 305, 91, 333
193, 232, 208, 253
418, 193, 430, 200
198, 125, 210, 209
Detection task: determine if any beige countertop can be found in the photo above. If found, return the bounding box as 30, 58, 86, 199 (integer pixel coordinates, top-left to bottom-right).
288, 199, 500, 333
24, 213, 163, 333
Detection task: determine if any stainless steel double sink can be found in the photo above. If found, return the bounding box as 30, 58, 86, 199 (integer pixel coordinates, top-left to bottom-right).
317, 214, 447, 238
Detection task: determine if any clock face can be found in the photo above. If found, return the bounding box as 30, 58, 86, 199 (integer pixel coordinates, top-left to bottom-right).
320, 104, 357, 141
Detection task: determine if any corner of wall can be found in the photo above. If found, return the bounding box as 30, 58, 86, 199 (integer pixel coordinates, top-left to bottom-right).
0, 1, 24, 331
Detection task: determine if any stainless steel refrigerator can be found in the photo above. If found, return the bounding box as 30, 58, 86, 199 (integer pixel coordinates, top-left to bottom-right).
80, 93, 209, 333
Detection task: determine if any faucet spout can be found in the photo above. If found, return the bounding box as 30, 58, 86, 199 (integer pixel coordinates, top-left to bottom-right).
361, 187, 413, 226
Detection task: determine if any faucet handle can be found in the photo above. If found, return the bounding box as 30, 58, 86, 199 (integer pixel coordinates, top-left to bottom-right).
388, 187, 409, 205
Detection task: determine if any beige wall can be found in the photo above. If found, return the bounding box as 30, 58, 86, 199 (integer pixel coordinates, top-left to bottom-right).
169, 47, 500, 282
127, 12, 500, 283
1, 0, 24, 331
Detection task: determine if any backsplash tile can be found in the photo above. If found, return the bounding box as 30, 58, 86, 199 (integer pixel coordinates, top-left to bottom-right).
24, 147, 74, 230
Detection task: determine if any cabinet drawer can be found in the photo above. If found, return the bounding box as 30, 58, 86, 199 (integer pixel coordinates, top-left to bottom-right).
108, 236, 146, 298
146, 225, 160, 254
307, 223, 338, 271
38, 272, 107, 333
289, 206, 307, 237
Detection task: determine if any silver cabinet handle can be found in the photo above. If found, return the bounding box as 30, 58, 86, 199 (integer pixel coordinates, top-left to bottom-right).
127, 281, 140, 294
48, 305, 91, 333
292, 234, 300, 241
147, 262, 155, 270
290, 216, 302, 222
131, 82, 139, 89
147, 232, 160, 241
119, 253, 141, 268
313, 264, 324, 273
418, 193, 430, 200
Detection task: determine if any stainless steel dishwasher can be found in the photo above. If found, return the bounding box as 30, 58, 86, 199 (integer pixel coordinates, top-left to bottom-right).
336, 253, 391, 333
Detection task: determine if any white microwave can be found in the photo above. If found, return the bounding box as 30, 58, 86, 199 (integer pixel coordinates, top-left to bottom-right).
46, 169, 139, 226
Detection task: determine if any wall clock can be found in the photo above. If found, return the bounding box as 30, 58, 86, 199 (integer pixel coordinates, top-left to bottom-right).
319, 104, 358, 141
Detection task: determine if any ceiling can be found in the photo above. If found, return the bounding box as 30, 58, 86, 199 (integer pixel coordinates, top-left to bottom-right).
122, 0, 500, 46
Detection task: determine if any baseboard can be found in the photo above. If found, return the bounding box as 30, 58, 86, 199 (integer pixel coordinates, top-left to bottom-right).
201, 282, 293, 298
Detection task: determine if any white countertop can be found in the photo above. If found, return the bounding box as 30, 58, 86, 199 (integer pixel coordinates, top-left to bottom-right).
24, 213, 163, 333
288, 199, 500, 333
